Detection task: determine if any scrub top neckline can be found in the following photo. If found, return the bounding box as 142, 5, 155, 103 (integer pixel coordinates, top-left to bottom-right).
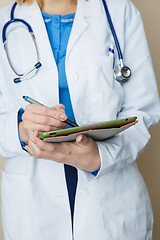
42, 11, 75, 19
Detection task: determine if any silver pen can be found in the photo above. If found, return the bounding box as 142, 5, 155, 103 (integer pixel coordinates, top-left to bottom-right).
23, 96, 79, 127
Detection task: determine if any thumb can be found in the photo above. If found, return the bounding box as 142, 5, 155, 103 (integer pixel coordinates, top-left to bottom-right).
76, 134, 88, 146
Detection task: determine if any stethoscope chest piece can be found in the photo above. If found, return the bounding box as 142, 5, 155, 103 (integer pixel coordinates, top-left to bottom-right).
114, 64, 132, 83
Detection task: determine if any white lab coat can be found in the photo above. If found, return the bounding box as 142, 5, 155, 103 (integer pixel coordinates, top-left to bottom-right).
0, 0, 160, 239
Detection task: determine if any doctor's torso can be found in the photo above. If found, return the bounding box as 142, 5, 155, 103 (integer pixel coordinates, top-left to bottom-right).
0, 0, 159, 240
0, 0, 125, 125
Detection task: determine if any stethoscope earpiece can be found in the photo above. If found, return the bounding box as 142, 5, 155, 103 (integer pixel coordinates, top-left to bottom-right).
14, 78, 21, 83
13, 62, 42, 83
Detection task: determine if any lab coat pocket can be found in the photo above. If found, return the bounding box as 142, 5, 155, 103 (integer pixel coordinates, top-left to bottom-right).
100, 55, 124, 95
91, 55, 124, 119
1, 170, 29, 240
96, 163, 153, 239
4, 155, 31, 176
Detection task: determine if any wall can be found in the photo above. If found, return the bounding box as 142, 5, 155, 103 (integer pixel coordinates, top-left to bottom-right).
131, 1, 160, 239
0, 0, 160, 239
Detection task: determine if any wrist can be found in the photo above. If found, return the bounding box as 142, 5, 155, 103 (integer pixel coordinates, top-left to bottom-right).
83, 151, 101, 172
90, 154, 101, 172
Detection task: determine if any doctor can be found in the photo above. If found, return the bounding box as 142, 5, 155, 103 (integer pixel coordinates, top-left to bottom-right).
0, 0, 160, 239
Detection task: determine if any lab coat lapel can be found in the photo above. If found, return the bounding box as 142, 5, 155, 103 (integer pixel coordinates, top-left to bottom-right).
15, 1, 59, 106
66, 0, 103, 59
15, 0, 103, 65
15, 0, 56, 70
66, 15, 88, 60
12, 0, 103, 105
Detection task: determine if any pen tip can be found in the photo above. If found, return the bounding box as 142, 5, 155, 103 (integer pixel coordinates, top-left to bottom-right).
23, 96, 25, 99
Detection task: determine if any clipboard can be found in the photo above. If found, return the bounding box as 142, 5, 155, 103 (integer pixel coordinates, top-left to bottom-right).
39, 117, 138, 143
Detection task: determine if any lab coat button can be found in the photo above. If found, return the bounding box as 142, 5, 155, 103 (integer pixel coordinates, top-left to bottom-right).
81, 189, 89, 197
55, 194, 62, 198
55, 18, 59, 23
72, 73, 78, 82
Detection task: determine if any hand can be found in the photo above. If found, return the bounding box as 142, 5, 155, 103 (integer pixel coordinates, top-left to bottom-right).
19, 104, 68, 144
24, 131, 101, 172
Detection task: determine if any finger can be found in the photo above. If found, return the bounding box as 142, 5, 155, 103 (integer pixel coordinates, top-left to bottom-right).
53, 104, 65, 113
24, 145, 33, 155
28, 140, 58, 161
29, 136, 57, 152
29, 136, 72, 162
28, 140, 70, 164
28, 140, 43, 157
23, 112, 68, 128
23, 120, 67, 132
25, 104, 67, 121
24, 121, 54, 132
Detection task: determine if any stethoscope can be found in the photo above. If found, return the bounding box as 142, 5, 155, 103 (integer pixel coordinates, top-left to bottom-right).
2, 1, 132, 84
2, 2, 41, 83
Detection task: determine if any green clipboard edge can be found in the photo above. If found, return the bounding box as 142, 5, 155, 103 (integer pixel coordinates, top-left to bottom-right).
39, 117, 137, 140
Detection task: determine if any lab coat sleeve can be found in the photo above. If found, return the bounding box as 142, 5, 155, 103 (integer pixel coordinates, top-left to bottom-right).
0, 92, 27, 158
80, 1, 160, 181
0, 6, 27, 158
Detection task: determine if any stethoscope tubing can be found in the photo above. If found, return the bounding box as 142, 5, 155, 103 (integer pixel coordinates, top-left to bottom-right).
2, 18, 34, 43
2, 2, 41, 82
10, 2, 17, 19
102, 0, 123, 61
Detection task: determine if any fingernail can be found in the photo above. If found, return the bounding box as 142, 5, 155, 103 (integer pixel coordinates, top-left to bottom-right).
31, 138, 38, 145
60, 114, 67, 121
60, 108, 65, 113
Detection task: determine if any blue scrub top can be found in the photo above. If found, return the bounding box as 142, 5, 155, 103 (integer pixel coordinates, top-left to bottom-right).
42, 12, 78, 224
42, 12, 76, 125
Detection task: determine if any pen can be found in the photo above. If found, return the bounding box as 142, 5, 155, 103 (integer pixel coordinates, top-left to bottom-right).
23, 96, 79, 128
109, 44, 115, 69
